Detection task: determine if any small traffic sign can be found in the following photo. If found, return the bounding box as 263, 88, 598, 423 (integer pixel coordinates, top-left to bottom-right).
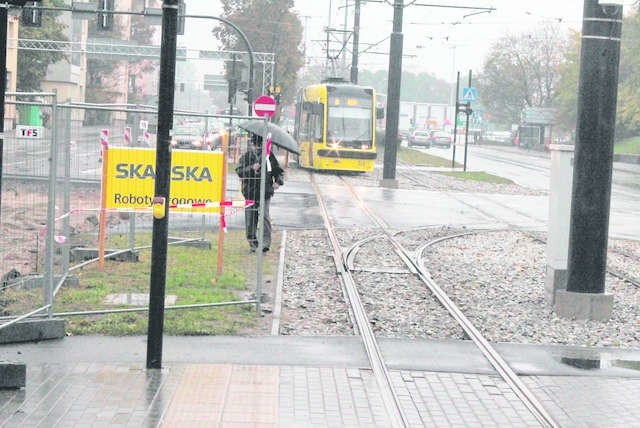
462, 86, 478, 102
253, 95, 277, 117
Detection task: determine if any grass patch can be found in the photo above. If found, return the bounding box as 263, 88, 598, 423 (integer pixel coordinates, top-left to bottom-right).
615, 136, 640, 155
3, 230, 273, 336
397, 146, 462, 168
435, 171, 515, 184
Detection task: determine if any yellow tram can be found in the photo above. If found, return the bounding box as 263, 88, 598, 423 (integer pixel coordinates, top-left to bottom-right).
293, 78, 383, 173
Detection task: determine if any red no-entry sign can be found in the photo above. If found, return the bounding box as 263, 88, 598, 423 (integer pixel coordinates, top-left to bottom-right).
253, 95, 276, 117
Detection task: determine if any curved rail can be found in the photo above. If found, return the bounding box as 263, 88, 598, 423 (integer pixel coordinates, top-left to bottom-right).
338, 176, 559, 428
401, 170, 640, 288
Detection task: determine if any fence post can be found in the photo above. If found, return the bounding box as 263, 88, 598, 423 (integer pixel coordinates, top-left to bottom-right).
61, 99, 71, 282
44, 92, 59, 317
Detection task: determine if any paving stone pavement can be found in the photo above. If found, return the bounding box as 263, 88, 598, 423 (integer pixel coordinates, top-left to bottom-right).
2, 358, 640, 427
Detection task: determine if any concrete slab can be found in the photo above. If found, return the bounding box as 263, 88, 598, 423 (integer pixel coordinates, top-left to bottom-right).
0, 318, 65, 344
555, 290, 614, 321
70, 247, 139, 262
0, 361, 25, 389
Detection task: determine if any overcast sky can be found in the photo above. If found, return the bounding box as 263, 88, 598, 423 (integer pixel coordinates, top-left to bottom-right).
181, 1, 633, 83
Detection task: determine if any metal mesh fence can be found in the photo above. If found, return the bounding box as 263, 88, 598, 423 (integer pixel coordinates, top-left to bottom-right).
1, 99, 264, 330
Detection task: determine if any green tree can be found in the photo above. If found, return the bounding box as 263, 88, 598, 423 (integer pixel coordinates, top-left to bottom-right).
476, 26, 567, 127
17, 0, 68, 91
213, 0, 304, 109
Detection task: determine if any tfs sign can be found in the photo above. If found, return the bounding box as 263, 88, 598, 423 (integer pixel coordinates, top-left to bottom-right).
16, 125, 44, 139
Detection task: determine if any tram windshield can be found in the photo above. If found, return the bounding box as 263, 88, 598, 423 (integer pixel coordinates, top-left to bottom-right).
327, 96, 373, 145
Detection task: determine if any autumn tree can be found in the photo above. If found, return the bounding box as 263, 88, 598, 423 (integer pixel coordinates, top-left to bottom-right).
85, 7, 157, 124
17, 0, 68, 92
554, 4, 640, 138
476, 25, 567, 127
213, 0, 304, 110
554, 30, 581, 133
616, 5, 640, 138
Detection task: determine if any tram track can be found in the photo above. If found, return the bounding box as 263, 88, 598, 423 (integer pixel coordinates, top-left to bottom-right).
309, 174, 408, 428
306, 171, 559, 427
399, 169, 640, 288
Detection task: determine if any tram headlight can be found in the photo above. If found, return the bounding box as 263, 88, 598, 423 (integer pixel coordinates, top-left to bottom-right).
361, 143, 371, 150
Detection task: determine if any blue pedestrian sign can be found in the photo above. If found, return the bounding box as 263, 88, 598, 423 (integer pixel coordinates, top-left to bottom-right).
462, 86, 477, 102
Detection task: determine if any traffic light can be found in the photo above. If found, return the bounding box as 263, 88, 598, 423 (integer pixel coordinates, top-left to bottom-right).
177, 0, 185, 35
97, 0, 114, 31
457, 102, 472, 116
228, 79, 237, 104
21, 1, 42, 27
241, 89, 251, 104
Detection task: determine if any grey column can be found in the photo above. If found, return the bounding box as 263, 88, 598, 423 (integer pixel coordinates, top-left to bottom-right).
566, 0, 622, 294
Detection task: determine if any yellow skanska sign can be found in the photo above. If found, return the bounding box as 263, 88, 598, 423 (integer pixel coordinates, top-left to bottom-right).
104, 147, 224, 212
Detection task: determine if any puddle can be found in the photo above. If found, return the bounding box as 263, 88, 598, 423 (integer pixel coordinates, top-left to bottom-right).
104, 293, 177, 306
561, 357, 600, 370
559, 356, 640, 372
611, 360, 640, 371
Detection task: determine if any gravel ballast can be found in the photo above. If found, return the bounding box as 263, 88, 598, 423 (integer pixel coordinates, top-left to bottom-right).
278, 165, 640, 349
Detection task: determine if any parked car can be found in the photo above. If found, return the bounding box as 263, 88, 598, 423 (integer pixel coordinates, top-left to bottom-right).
170, 124, 205, 150
408, 130, 431, 148
430, 130, 453, 148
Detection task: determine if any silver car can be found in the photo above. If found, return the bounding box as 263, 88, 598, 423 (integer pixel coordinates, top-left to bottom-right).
430, 131, 452, 148
408, 130, 431, 148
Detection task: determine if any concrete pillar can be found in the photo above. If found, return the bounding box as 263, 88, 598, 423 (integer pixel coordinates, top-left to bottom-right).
545, 144, 574, 305
558, 0, 621, 322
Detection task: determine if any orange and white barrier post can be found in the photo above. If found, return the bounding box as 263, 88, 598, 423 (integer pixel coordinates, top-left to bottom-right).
99, 129, 109, 162
98, 137, 109, 269
205, 131, 212, 150
124, 126, 131, 146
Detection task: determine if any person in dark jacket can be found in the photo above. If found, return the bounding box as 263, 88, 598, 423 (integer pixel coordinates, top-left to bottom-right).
235, 134, 284, 252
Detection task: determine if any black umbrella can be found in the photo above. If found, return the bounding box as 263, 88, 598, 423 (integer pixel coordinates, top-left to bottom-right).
237, 120, 300, 155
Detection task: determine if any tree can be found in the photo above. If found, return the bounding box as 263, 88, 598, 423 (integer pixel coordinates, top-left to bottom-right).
616, 5, 640, 138
554, 4, 640, 138
17, 0, 68, 92
554, 30, 581, 133
476, 26, 567, 126
358, 69, 449, 104
213, 0, 304, 109
85, 5, 158, 124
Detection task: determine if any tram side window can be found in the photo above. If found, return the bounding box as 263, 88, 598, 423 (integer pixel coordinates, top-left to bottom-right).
302, 101, 324, 142
313, 114, 323, 142
299, 111, 309, 140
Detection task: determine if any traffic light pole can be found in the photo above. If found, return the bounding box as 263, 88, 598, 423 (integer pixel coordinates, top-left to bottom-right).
451, 71, 473, 171
451, 72, 459, 169
146, 0, 178, 370
462, 69, 472, 172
